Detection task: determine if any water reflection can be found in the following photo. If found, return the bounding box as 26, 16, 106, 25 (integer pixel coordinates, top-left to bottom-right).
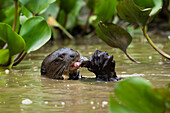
0, 36, 169, 112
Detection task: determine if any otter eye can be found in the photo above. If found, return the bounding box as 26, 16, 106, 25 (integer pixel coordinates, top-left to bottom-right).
70, 55, 75, 59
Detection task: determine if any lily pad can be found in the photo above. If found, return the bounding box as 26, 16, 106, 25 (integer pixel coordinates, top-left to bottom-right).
19, 16, 51, 53
96, 21, 139, 63
117, 0, 151, 27
113, 77, 165, 113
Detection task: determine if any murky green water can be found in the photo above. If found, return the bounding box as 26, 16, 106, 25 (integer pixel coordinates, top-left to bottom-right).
0, 35, 170, 113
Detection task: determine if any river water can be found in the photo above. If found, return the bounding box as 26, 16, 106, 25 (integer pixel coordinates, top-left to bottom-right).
0, 35, 169, 113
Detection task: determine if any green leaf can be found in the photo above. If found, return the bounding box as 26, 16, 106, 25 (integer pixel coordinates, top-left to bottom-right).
133, 0, 154, 8
21, 6, 32, 18
0, 23, 25, 56
0, 0, 14, 9
150, 0, 163, 16
40, 0, 60, 20
60, 0, 77, 14
114, 77, 165, 113
0, 5, 21, 32
133, 0, 162, 16
94, 0, 117, 22
66, 0, 84, 29
109, 94, 136, 113
87, 0, 95, 10
96, 22, 132, 52
19, 16, 51, 53
96, 22, 139, 63
0, 49, 9, 65
117, 0, 151, 27
0, 0, 14, 22
19, 0, 56, 15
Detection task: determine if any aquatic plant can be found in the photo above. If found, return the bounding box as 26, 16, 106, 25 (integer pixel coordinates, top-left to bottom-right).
0, 0, 52, 67
0, 0, 169, 67
96, 0, 170, 62
109, 77, 170, 113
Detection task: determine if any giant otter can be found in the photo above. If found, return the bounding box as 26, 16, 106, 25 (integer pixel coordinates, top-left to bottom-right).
41, 48, 120, 81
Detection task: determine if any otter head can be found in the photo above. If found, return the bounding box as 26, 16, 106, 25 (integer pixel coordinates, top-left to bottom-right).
41, 48, 80, 79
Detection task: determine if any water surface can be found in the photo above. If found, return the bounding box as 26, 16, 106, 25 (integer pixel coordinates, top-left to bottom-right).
0, 35, 169, 113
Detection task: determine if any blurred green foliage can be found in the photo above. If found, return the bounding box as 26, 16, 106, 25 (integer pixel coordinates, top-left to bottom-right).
109, 77, 170, 113
0, 0, 169, 67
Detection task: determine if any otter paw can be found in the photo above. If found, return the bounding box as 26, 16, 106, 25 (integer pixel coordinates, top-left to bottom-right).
88, 49, 118, 81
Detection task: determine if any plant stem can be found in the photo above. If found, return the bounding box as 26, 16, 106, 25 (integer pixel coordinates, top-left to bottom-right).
125, 51, 140, 63
13, 51, 27, 66
13, 0, 18, 31
63, 14, 68, 28
142, 27, 170, 60
83, 10, 93, 34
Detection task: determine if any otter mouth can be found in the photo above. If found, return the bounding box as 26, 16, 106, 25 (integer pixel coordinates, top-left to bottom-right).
62, 56, 88, 75
54, 56, 89, 79
62, 58, 81, 75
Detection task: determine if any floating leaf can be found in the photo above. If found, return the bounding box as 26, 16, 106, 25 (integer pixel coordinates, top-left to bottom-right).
0, 23, 25, 56
109, 94, 136, 113
96, 21, 139, 63
19, 16, 51, 53
47, 16, 74, 39
117, 0, 151, 27
19, 0, 56, 15
114, 77, 165, 113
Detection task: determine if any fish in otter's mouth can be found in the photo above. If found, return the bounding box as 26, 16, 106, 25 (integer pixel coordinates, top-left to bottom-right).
41, 48, 87, 80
